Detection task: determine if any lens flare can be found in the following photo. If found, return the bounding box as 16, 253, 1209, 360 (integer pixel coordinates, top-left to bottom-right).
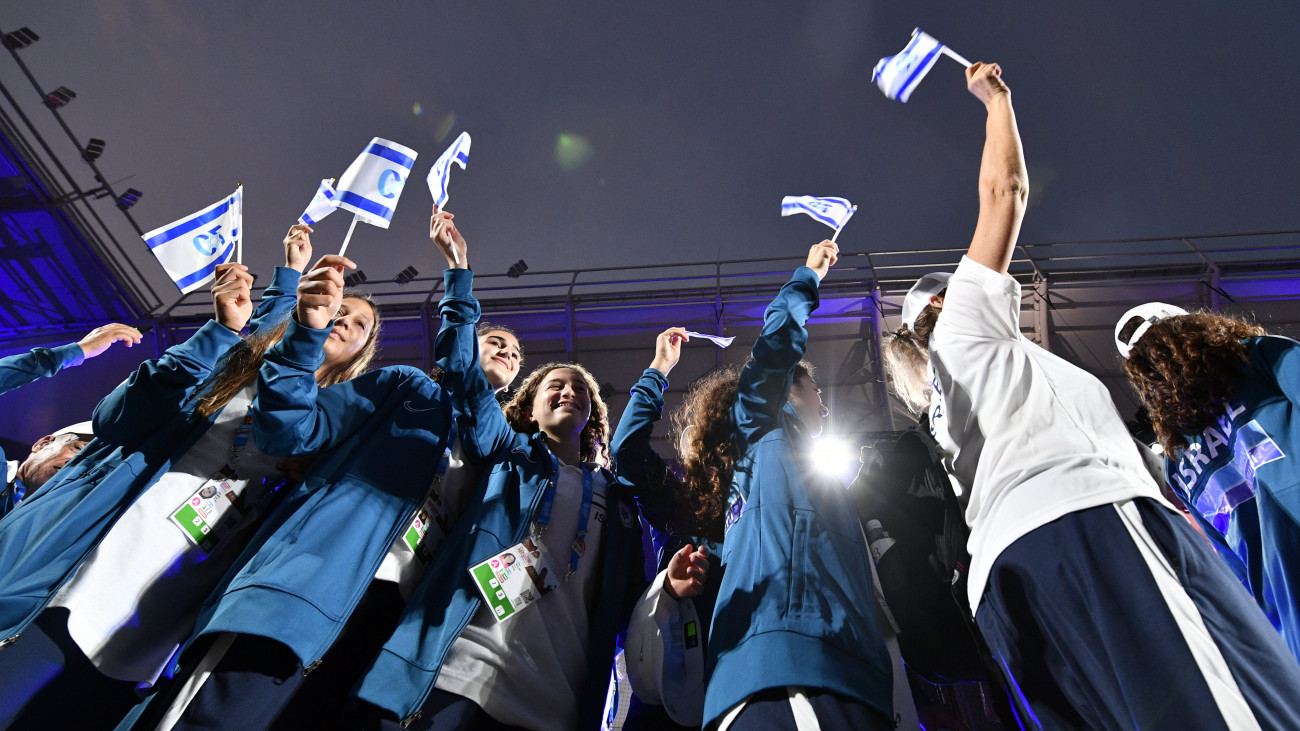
811, 436, 857, 484
555, 133, 594, 170
412, 102, 423, 116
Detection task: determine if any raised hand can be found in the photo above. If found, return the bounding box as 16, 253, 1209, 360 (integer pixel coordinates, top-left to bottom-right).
296, 254, 355, 330
665, 543, 711, 600
805, 240, 839, 281
77, 323, 144, 359
429, 206, 468, 269
649, 327, 690, 376
966, 61, 1010, 106
283, 223, 314, 272
211, 262, 255, 332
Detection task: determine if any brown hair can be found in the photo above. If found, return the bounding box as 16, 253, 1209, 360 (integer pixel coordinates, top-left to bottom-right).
502, 362, 610, 465
427, 321, 524, 392
195, 292, 382, 420
669, 367, 741, 541
884, 301, 941, 415
1123, 312, 1266, 455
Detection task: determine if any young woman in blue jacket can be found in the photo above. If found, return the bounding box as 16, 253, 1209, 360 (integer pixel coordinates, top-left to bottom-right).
1119, 305, 1300, 665
0, 225, 384, 729
352, 217, 652, 731
609, 327, 715, 730
129, 212, 523, 731
700, 241, 894, 731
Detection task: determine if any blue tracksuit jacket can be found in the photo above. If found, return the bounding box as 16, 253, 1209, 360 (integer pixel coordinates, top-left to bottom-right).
0, 266, 299, 644
703, 266, 892, 724
355, 268, 651, 730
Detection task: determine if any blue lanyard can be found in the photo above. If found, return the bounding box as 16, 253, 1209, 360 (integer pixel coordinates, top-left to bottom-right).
536, 453, 595, 576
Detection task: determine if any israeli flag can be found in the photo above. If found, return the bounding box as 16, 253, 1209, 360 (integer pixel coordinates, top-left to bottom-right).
781, 195, 857, 231
142, 187, 242, 294
872, 29, 947, 103
335, 137, 418, 229
427, 131, 471, 209
299, 178, 339, 225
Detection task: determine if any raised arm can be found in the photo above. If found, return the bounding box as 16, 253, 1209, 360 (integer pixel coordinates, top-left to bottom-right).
92, 263, 250, 441
733, 242, 835, 443
246, 223, 314, 333
613, 328, 692, 531
252, 254, 387, 456
0, 322, 141, 396
429, 208, 516, 466
965, 62, 1028, 275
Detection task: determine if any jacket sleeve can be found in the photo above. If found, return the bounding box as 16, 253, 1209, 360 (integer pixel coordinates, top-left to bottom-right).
433, 268, 517, 468
733, 266, 820, 445
0, 343, 84, 396
248, 266, 301, 334
612, 368, 688, 533
252, 315, 386, 456
92, 320, 242, 444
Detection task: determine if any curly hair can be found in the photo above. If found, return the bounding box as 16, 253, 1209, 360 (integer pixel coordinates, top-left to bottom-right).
669, 366, 741, 542
1123, 311, 1266, 455
503, 362, 610, 466
196, 292, 382, 420
883, 301, 941, 415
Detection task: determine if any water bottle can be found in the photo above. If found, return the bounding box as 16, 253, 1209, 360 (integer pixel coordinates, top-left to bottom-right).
865, 519, 896, 563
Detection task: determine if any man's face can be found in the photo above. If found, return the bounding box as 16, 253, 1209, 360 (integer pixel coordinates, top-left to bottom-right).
17, 435, 87, 491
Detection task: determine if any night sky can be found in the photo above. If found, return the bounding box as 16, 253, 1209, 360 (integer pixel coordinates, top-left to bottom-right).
5, 1, 1299, 307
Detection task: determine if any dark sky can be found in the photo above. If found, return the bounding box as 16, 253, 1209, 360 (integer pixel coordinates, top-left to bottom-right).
6, 1, 1299, 308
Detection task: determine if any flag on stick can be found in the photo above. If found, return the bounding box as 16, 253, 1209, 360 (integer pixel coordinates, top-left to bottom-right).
335, 137, 418, 230
141, 186, 242, 294
299, 178, 339, 225
427, 131, 471, 210
683, 330, 735, 348
781, 195, 858, 241
872, 28, 971, 103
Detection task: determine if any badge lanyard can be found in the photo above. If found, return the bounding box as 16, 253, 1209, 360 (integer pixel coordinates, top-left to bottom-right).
535, 453, 594, 578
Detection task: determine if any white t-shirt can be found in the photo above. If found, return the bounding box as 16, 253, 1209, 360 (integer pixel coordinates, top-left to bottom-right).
435, 460, 609, 731
51, 386, 285, 683
373, 440, 474, 598
927, 256, 1169, 609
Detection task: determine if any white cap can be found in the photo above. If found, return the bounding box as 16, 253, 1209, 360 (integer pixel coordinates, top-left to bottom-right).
50, 421, 94, 440
900, 272, 952, 331
1115, 302, 1188, 359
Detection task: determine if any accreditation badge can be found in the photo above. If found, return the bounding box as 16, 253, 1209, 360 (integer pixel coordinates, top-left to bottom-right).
401, 488, 450, 566
468, 535, 562, 623
168, 464, 277, 553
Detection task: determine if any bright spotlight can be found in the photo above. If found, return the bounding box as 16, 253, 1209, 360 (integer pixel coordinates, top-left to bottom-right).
810, 436, 857, 484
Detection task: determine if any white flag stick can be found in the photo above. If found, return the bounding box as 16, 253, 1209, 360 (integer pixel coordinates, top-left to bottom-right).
941, 46, 972, 68
830, 206, 858, 243
339, 215, 359, 258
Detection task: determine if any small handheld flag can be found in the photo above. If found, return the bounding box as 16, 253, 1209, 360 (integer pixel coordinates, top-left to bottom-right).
299, 178, 339, 225
141, 186, 243, 294
427, 131, 471, 210
335, 137, 418, 256
872, 28, 971, 103
683, 330, 735, 348
336, 137, 418, 230
781, 195, 858, 241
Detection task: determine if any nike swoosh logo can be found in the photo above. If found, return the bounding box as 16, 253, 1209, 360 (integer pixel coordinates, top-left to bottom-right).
403, 400, 439, 413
